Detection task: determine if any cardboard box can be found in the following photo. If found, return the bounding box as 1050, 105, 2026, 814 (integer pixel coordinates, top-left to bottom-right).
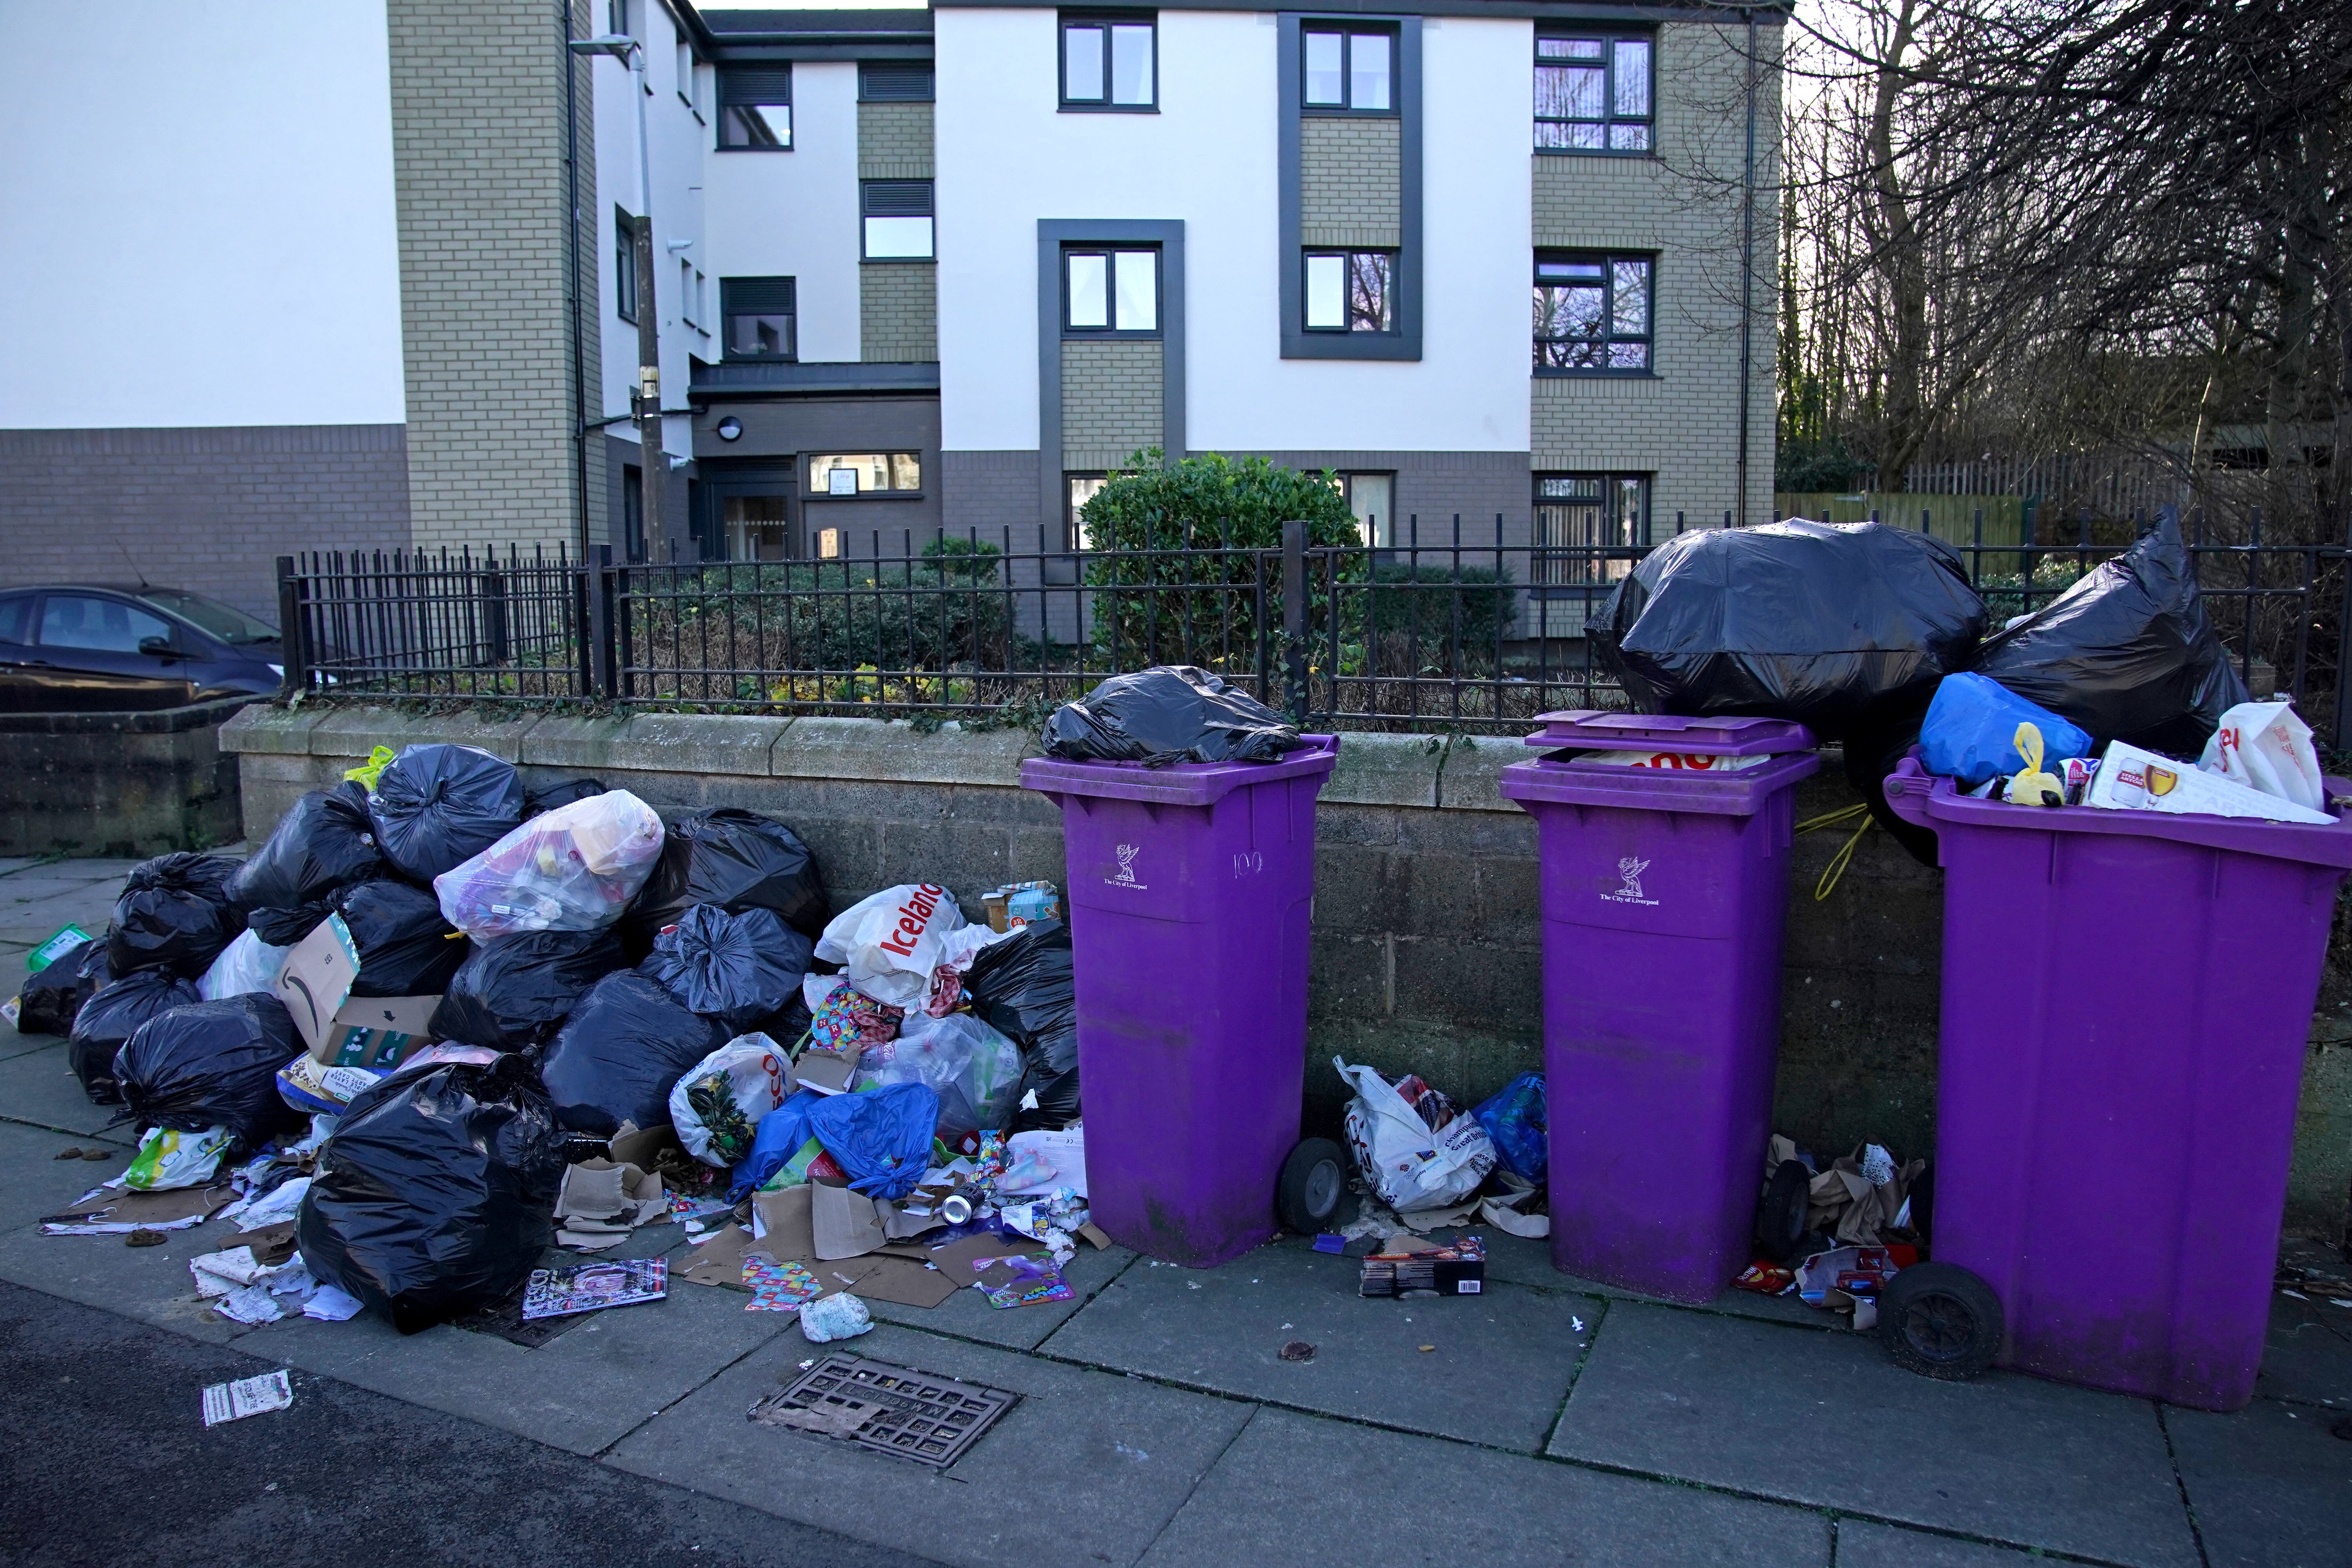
273, 914, 444, 1069
1359, 1235, 1487, 1297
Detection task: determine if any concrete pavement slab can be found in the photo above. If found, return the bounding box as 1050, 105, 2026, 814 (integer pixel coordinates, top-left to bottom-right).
1548, 1302, 2199, 1568
1834, 1521, 2047, 1566
1428, 1228, 1828, 1329
861, 1238, 1137, 1350
2167, 1397, 2352, 1568
606, 1321, 1256, 1568
1041, 1240, 1599, 1450
0, 1040, 133, 1138
0, 1213, 252, 1345
238, 1257, 795, 1455
2258, 1278, 2352, 1410
1138, 1405, 1830, 1568
0, 1115, 142, 1229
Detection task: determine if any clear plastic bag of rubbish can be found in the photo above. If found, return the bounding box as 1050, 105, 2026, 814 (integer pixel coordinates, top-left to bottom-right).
434, 789, 664, 940
1917, 672, 2092, 789
1594, 520, 1986, 741
815, 884, 1002, 1012
853, 1010, 1023, 1142
2201, 700, 2325, 812
668, 1033, 792, 1168
1041, 665, 1305, 766
367, 744, 527, 886
1971, 510, 2249, 755
198, 929, 293, 1001
1334, 1056, 1495, 1213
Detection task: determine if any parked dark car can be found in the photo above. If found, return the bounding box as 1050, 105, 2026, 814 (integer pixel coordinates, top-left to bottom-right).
0, 584, 285, 712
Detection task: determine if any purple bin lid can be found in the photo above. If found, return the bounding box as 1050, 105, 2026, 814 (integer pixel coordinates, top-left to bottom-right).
1522, 710, 1816, 756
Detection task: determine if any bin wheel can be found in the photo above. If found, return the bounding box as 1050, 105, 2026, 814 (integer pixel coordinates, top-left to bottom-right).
1755, 1159, 1812, 1263
1879, 1262, 2004, 1381
1277, 1138, 1349, 1234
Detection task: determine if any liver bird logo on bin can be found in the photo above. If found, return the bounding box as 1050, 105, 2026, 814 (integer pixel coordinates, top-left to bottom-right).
1614, 856, 1650, 901
1112, 843, 1142, 887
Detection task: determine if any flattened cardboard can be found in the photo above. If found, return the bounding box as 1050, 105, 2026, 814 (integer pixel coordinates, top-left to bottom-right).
846, 1254, 959, 1308
274, 915, 442, 1067
789, 1047, 857, 1096
811, 1181, 887, 1261
242, 1220, 299, 1267
41, 1182, 232, 1229
680, 1223, 757, 1288
753, 1184, 817, 1262
607, 1124, 679, 1170
928, 1232, 1049, 1289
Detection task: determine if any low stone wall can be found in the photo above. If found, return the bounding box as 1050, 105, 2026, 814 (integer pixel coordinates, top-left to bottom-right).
223, 702, 2352, 1240
1, 697, 252, 856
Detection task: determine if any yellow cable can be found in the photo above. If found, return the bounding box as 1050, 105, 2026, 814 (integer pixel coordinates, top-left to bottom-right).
1796, 802, 1874, 901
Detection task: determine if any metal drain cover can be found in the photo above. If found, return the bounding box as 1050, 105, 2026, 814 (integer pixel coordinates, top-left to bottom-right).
749, 1354, 1016, 1468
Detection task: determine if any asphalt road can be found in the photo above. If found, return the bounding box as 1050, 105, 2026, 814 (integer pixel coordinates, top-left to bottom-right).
0, 1280, 942, 1568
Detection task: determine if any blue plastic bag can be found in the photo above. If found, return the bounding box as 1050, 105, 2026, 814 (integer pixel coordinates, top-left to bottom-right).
1918, 672, 2091, 788
729, 1089, 824, 1201
806, 1081, 941, 1199
1470, 1073, 1547, 1185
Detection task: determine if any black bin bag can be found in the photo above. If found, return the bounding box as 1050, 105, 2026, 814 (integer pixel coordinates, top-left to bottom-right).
640, 905, 813, 1034
367, 744, 526, 885
1042, 665, 1303, 766
534, 971, 729, 1137
428, 928, 622, 1053
15, 937, 98, 1037
524, 777, 606, 817
298, 1053, 568, 1334
1594, 520, 1987, 741
1972, 509, 2250, 756
623, 807, 827, 949
109, 853, 245, 978
229, 782, 383, 942
114, 993, 307, 1152
332, 880, 470, 998
962, 918, 1080, 1130
69, 969, 200, 1105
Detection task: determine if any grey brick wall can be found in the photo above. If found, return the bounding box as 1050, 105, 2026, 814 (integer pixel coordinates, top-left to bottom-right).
861, 264, 938, 363
1530, 21, 1781, 530
1061, 339, 1162, 470
857, 101, 933, 179
1301, 116, 1402, 248
388, 0, 590, 552
0, 425, 411, 618
940, 450, 1042, 542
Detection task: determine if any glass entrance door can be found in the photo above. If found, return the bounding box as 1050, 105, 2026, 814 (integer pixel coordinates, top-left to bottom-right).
713, 481, 796, 562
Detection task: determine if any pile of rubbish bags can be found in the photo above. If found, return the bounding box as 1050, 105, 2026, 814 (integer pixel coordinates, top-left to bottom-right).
1593, 509, 2267, 860
12, 741, 1093, 1338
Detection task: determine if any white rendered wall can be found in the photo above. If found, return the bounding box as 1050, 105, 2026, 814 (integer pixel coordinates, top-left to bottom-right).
705, 61, 863, 365
936, 8, 1531, 454
0, 0, 404, 429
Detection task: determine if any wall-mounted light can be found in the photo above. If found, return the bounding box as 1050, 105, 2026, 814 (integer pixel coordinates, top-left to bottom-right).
715, 416, 743, 441
567, 34, 637, 60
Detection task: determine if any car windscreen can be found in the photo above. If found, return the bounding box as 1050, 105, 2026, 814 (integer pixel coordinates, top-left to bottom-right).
137, 590, 279, 645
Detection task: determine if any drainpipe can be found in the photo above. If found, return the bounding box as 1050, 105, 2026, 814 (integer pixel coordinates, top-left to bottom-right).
562, 1, 590, 558
572, 31, 664, 559
1735, 7, 1760, 529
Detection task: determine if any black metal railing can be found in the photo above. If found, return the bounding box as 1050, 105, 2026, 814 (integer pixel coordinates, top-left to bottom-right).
276, 503, 2352, 745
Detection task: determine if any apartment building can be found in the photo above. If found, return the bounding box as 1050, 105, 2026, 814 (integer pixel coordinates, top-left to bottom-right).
0, 0, 1778, 621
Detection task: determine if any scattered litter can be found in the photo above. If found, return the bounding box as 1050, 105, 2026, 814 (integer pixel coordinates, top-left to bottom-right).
1572, 1316, 1586, 1333
1279, 1341, 1316, 1362
43, 1182, 231, 1236
1312, 1234, 1345, 1254
1360, 1235, 1486, 1298
1417, 1345, 1435, 1353
126, 1228, 166, 1247
744, 1256, 823, 1312
1335, 1058, 1495, 1214
201, 1370, 294, 1427
554, 1159, 668, 1251
522, 1259, 668, 1321
799, 1291, 874, 1343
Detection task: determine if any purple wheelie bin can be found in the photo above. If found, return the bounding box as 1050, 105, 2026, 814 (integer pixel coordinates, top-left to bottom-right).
1884, 757, 2352, 1409
1018, 736, 1341, 1268
1498, 711, 1819, 1302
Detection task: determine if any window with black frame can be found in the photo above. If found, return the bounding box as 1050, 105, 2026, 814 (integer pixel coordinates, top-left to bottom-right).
1304, 251, 1394, 334
1061, 14, 1156, 109
863, 180, 935, 260
1534, 474, 1650, 596
1066, 472, 1109, 550
1534, 34, 1653, 152
859, 60, 934, 101
721, 276, 795, 360
1301, 23, 1395, 112
1534, 252, 1652, 372
1063, 246, 1159, 334
718, 67, 792, 149
615, 209, 640, 323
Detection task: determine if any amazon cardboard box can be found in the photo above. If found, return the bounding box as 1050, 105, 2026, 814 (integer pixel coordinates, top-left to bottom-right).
273, 913, 443, 1071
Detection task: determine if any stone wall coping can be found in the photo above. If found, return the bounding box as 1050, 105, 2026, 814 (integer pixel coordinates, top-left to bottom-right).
218, 705, 1532, 811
